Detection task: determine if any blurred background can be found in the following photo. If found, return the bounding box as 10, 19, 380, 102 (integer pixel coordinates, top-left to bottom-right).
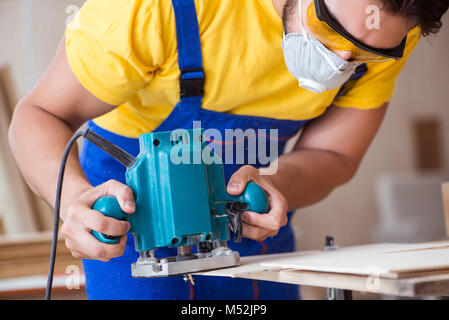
0, 0, 448, 300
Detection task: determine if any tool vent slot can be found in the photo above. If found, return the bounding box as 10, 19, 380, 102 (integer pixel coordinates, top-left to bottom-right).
170, 132, 190, 145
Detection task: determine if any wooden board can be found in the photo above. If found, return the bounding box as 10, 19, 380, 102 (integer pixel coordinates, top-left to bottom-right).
413, 119, 443, 170
443, 183, 449, 237
0, 66, 17, 114
197, 242, 449, 297
0, 65, 41, 234
198, 242, 449, 279
0, 65, 55, 233
223, 268, 449, 298
196, 251, 320, 279
0, 208, 4, 235
259, 241, 449, 279
0, 275, 86, 300
0, 232, 83, 279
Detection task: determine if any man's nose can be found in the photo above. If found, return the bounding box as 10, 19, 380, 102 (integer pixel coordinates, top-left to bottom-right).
331, 50, 353, 61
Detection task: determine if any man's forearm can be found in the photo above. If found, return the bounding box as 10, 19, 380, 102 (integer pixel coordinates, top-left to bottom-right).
269, 149, 357, 211
9, 102, 92, 214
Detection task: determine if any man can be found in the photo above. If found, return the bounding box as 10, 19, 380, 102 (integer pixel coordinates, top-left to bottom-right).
9, 0, 449, 299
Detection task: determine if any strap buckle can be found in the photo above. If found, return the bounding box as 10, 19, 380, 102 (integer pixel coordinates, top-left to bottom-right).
180, 68, 205, 98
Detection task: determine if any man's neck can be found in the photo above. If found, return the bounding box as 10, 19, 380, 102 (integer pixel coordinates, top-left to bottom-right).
273, 0, 288, 19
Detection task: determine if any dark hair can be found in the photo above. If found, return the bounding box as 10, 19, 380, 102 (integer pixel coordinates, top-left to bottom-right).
282, 0, 449, 37
378, 0, 449, 37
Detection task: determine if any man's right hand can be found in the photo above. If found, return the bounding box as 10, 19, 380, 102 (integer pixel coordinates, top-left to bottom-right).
60, 179, 135, 262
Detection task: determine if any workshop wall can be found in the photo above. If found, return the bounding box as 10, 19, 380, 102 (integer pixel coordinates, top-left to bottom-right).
0, 1, 24, 100
0, 0, 86, 99
0, 0, 86, 234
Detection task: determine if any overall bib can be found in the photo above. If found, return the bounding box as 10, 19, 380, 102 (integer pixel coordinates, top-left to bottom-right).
79, 0, 354, 300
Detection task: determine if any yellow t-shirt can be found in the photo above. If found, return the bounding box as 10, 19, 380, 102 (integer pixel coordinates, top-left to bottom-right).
65, 0, 420, 138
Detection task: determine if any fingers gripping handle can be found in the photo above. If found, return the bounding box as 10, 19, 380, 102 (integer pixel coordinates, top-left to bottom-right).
91, 196, 127, 244
227, 182, 270, 243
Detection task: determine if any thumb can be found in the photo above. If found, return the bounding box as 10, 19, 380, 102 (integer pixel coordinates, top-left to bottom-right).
227, 165, 258, 196
82, 179, 135, 214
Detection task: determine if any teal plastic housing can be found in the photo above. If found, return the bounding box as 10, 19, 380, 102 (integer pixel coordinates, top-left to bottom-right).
92, 128, 269, 252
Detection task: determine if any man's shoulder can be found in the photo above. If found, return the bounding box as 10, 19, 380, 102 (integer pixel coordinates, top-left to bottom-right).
78, 0, 173, 21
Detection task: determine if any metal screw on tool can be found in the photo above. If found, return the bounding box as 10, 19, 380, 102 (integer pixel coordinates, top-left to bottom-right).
139, 250, 159, 263
183, 274, 195, 286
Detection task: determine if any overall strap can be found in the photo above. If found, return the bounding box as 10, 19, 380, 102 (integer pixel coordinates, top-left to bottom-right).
171, 0, 205, 99
335, 63, 368, 99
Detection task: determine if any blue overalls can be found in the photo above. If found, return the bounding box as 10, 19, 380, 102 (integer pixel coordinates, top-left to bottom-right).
79, 0, 365, 300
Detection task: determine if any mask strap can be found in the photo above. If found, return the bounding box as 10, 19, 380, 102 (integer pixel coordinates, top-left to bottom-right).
282, 29, 288, 48
298, 0, 309, 39
316, 45, 344, 73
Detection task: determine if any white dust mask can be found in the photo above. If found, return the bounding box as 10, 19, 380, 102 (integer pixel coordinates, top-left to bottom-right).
281, 0, 360, 93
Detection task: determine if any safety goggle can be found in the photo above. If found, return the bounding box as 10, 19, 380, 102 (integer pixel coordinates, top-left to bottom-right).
307, 0, 408, 63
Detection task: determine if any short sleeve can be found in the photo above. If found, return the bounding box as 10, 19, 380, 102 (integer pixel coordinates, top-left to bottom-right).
65, 0, 163, 106
333, 27, 421, 110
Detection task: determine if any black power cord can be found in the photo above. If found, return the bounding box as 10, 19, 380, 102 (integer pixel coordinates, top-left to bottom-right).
45, 129, 137, 300
45, 130, 86, 300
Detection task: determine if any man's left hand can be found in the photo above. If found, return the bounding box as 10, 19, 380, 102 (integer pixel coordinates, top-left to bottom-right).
227, 165, 288, 242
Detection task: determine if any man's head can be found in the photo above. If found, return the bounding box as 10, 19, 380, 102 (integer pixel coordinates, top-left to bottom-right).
282, 0, 449, 61
377, 0, 449, 36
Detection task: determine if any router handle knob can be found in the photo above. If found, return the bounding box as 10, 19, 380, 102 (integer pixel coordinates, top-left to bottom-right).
91, 196, 128, 244
240, 182, 270, 214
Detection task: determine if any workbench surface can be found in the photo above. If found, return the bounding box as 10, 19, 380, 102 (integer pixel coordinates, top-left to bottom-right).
197, 241, 449, 297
